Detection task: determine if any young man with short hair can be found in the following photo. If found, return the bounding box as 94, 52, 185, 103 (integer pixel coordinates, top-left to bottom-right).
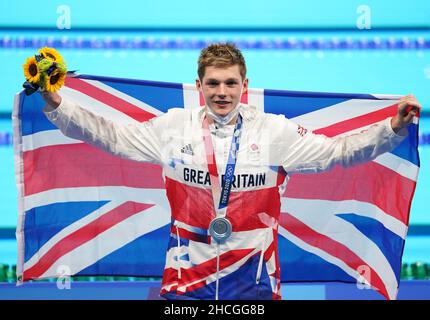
41, 43, 421, 300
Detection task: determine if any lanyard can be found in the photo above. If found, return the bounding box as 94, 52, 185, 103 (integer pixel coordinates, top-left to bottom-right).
202, 113, 243, 300
202, 114, 243, 217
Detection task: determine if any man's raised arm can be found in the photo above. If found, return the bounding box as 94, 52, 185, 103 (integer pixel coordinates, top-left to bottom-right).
270, 95, 421, 174
39, 91, 168, 164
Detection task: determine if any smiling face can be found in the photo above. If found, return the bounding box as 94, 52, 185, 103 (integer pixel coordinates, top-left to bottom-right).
196, 64, 248, 117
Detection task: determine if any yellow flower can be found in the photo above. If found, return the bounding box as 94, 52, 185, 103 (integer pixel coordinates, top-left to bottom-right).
22, 56, 41, 84
44, 70, 66, 92
39, 47, 63, 63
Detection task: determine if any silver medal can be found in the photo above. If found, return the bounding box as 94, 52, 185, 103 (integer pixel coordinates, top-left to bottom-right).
209, 217, 232, 243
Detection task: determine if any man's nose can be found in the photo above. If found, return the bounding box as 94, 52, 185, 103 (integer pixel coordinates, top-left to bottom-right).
216, 84, 226, 97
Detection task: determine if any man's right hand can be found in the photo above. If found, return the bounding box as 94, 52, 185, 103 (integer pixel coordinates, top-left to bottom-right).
40, 91, 62, 110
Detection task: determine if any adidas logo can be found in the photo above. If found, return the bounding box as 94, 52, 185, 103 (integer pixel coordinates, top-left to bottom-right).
181, 144, 194, 156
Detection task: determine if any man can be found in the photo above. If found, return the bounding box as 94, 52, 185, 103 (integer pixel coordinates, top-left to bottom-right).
41, 43, 421, 300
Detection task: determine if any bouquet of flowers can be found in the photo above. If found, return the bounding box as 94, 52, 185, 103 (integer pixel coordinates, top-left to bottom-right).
22, 47, 67, 95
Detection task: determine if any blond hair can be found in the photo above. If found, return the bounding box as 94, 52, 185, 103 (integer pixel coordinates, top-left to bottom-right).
197, 43, 247, 81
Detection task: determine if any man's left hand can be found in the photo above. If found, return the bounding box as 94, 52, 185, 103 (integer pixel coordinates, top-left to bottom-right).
391, 94, 422, 134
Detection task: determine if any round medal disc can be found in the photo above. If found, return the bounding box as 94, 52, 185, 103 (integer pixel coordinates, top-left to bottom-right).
209, 217, 232, 243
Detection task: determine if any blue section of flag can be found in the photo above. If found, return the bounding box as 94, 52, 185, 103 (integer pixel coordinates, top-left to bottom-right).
77, 224, 170, 276
390, 124, 420, 166
20, 92, 58, 136
263, 89, 376, 119
78, 74, 184, 91
24, 201, 109, 263
337, 213, 404, 282
264, 94, 349, 119
85, 75, 185, 113
278, 235, 356, 283
103, 82, 184, 113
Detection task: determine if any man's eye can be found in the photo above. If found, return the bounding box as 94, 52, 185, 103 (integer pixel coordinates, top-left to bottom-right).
226, 82, 237, 86
207, 82, 218, 86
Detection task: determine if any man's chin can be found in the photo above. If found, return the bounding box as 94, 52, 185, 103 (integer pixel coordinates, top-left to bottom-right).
214, 110, 231, 117
208, 107, 232, 117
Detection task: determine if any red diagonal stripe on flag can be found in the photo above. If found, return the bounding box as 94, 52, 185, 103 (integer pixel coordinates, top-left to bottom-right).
279, 212, 390, 300
23, 201, 154, 281
313, 104, 398, 137
65, 77, 156, 122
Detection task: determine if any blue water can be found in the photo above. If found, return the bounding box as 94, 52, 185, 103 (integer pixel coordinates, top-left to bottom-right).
2, 30, 430, 113
0, 240, 17, 265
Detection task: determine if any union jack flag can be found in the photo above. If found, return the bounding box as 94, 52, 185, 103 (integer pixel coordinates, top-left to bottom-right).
13, 74, 419, 300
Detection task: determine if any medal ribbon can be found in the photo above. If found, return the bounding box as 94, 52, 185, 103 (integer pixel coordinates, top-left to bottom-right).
202, 114, 243, 219
202, 113, 243, 300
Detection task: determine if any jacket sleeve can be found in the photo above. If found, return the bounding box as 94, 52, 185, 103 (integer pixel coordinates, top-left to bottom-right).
268, 114, 408, 174
43, 98, 170, 164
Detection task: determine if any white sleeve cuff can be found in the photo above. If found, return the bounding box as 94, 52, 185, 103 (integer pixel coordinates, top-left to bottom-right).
43, 97, 69, 121
385, 117, 409, 138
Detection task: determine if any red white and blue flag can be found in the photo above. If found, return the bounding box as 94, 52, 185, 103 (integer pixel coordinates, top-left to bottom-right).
13, 74, 419, 299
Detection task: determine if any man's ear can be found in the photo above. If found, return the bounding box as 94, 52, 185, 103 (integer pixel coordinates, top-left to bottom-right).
242, 78, 249, 93
195, 79, 202, 92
